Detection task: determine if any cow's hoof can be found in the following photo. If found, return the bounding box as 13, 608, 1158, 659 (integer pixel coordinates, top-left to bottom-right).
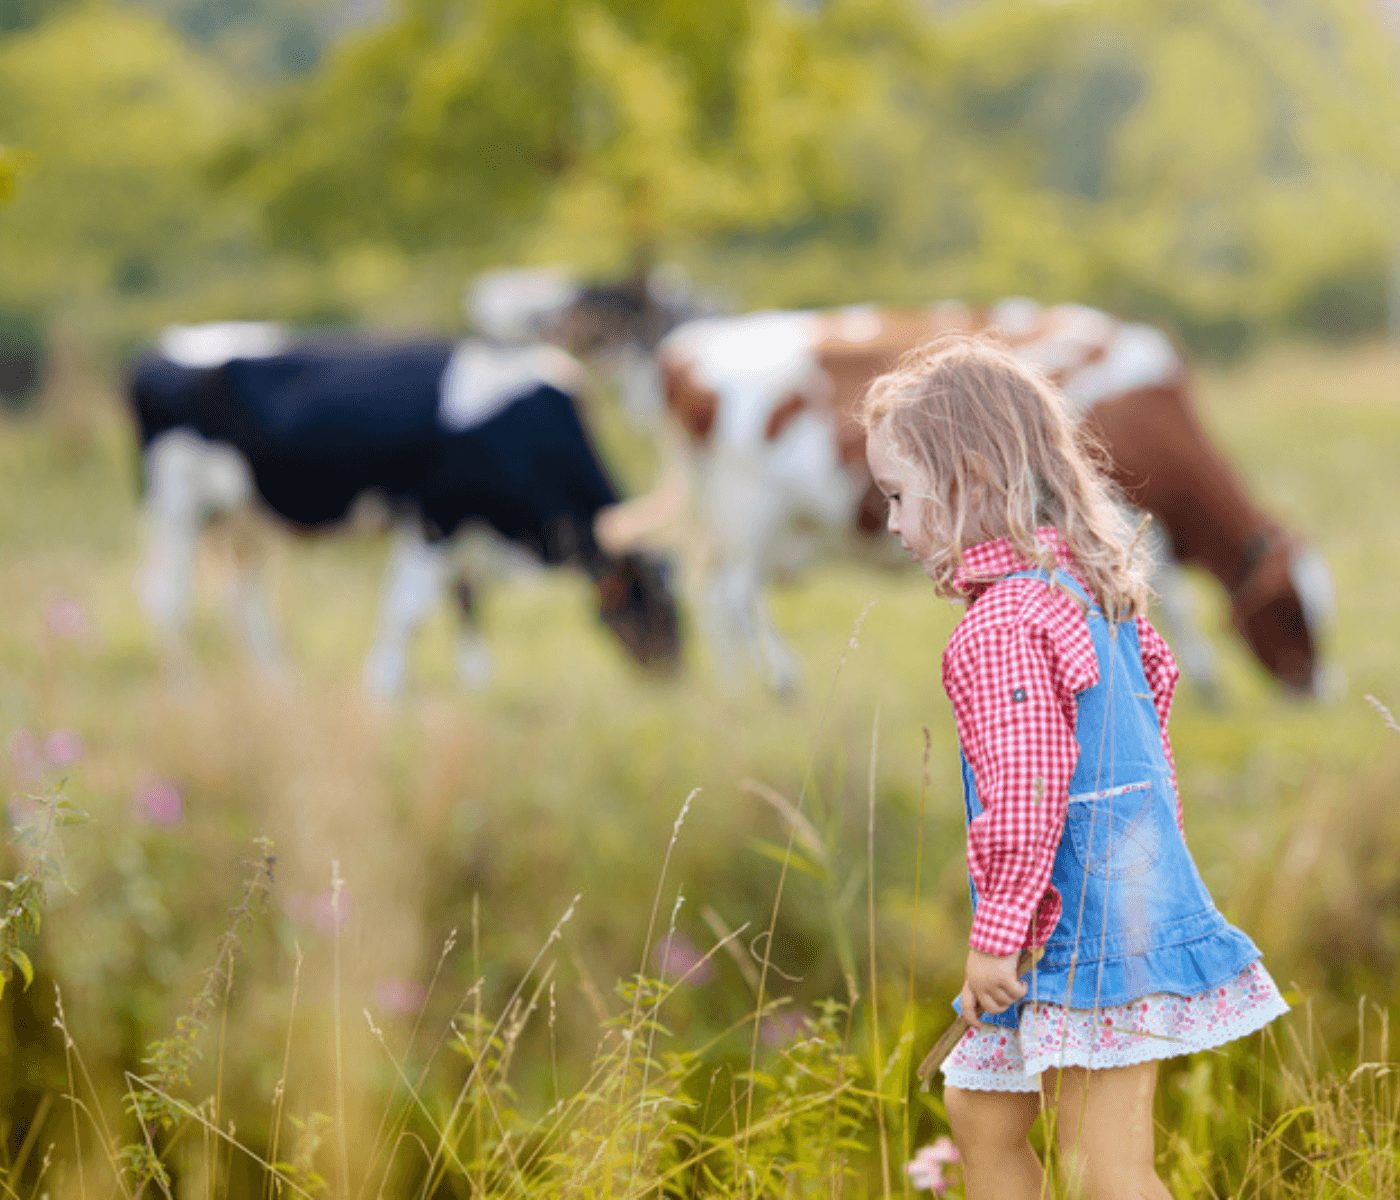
766, 665, 803, 702
456, 643, 494, 690
363, 656, 407, 703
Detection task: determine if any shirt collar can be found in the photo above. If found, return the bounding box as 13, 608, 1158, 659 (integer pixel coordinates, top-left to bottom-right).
951, 526, 1085, 601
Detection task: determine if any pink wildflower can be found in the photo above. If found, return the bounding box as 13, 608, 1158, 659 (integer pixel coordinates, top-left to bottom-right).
310, 887, 350, 933
907, 1136, 960, 1194
7, 729, 43, 782
43, 730, 83, 767
132, 777, 185, 828
45, 595, 91, 640
652, 931, 715, 984
373, 977, 427, 1016
759, 1007, 806, 1047
7, 795, 42, 827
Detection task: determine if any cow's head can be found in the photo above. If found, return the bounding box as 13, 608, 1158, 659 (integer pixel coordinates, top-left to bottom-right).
1228, 527, 1337, 698
466, 266, 709, 359
558, 269, 712, 361
593, 552, 682, 673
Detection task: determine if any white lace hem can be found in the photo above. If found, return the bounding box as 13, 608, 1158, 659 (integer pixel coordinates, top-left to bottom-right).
940, 959, 1289, 1093
1021, 991, 1289, 1077
940, 1063, 1043, 1094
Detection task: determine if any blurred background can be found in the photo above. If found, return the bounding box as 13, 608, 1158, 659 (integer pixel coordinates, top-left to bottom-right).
2, 1, 1399, 1195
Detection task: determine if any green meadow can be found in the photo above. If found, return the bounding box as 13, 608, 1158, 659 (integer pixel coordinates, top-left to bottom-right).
0, 341, 1397, 1195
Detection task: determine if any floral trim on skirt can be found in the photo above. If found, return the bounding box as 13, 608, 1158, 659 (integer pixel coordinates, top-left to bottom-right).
941, 959, 1289, 1093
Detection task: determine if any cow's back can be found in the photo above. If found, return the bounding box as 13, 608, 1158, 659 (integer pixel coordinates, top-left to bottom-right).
211, 340, 450, 458
127, 352, 212, 449
420, 383, 618, 559
204, 339, 454, 529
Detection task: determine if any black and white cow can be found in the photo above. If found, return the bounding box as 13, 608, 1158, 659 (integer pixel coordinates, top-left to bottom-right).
127, 323, 681, 695
465, 265, 722, 426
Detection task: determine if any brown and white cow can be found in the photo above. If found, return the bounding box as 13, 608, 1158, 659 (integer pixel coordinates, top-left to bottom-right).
605, 298, 1334, 698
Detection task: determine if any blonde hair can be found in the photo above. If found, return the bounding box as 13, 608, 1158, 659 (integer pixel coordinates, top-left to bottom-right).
859, 334, 1154, 621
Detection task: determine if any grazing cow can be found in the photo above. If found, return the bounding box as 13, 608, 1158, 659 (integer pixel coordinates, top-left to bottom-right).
615, 299, 1334, 699
127, 326, 681, 695
465, 265, 721, 425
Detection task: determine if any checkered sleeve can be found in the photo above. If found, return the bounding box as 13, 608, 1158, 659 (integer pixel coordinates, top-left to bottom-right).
943, 620, 1084, 957
1136, 616, 1185, 836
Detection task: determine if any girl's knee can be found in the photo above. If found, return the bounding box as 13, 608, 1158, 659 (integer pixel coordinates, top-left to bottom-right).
945, 1085, 1039, 1156
1060, 1152, 1168, 1200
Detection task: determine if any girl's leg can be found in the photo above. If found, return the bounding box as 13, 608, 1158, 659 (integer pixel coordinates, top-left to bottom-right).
1039, 1061, 1172, 1199
944, 1085, 1044, 1200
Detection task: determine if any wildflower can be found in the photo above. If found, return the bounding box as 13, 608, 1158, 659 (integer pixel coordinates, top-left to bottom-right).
759, 1007, 806, 1047
8, 794, 41, 827
308, 887, 350, 934
133, 777, 185, 828
7, 729, 43, 782
652, 931, 715, 985
45, 595, 91, 640
373, 977, 427, 1015
43, 730, 83, 767
907, 1137, 960, 1194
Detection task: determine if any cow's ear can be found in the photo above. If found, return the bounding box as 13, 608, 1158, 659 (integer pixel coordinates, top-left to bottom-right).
597, 569, 627, 610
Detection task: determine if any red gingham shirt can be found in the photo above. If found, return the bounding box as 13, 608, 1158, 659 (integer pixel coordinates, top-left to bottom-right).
941, 526, 1184, 957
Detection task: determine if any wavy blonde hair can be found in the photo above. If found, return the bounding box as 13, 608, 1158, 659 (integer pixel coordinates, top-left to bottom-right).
858, 334, 1154, 621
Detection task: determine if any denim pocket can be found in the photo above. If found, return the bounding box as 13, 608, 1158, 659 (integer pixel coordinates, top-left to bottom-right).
1065, 780, 1161, 880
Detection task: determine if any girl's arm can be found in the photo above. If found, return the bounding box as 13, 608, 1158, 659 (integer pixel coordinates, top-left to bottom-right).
1136, 616, 1185, 836
942, 619, 1093, 956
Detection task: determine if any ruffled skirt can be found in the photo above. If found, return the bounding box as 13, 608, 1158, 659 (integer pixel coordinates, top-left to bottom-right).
940, 958, 1289, 1093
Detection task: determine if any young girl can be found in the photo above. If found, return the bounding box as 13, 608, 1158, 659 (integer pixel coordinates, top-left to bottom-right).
860, 337, 1289, 1199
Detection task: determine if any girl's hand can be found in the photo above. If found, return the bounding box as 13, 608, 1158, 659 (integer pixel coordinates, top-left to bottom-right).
959, 948, 1028, 1023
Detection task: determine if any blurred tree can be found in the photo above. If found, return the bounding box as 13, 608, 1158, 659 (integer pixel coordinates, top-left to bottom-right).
3, 0, 1396, 352
229, 0, 935, 273
228, 0, 1400, 348
0, 8, 242, 318
0, 148, 18, 202
0, 0, 79, 35
126, 0, 353, 78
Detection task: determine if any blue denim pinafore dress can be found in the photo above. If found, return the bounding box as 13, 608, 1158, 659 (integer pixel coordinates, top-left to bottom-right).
954, 567, 1262, 1030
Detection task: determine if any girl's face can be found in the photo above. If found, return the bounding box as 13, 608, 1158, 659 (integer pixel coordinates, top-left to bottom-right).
866, 423, 944, 576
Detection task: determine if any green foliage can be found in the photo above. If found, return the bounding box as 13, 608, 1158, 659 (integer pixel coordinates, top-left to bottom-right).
0, 0, 77, 35
0, 344, 1398, 1191
218, 0, 1400, 350
0, 145, 18, 202
0, 787, 88, 1001
3, 0, 1399, 350
0, 8, 243, 317
133, 0, 341, 78
120, 837, 276, 1185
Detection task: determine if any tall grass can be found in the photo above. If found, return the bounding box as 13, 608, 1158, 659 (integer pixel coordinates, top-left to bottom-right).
0, 341, 1397, 1194
7, 701, 1397, 1197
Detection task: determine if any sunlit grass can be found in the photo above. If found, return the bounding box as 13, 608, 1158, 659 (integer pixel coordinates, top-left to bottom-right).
0, 340, 1397, 1194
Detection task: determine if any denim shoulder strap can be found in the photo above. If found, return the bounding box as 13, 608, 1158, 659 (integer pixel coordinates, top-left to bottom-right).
1001, 566, 1100, 617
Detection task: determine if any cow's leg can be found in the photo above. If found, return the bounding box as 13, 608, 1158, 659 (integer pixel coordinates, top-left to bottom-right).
704, 556, 806, 698
139, 439, 203, 646
697, 465, 805, 696
1142, 514, 1223, 705
753, 581, 804, 698
364, 526, 449, 699
222, 514, 284, 673
140, 431, 253, 662
703, 560, 764, 687
450, 572, 493, 690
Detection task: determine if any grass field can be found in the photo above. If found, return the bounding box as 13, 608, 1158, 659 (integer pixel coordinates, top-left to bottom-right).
0, 340, 1397, 1196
